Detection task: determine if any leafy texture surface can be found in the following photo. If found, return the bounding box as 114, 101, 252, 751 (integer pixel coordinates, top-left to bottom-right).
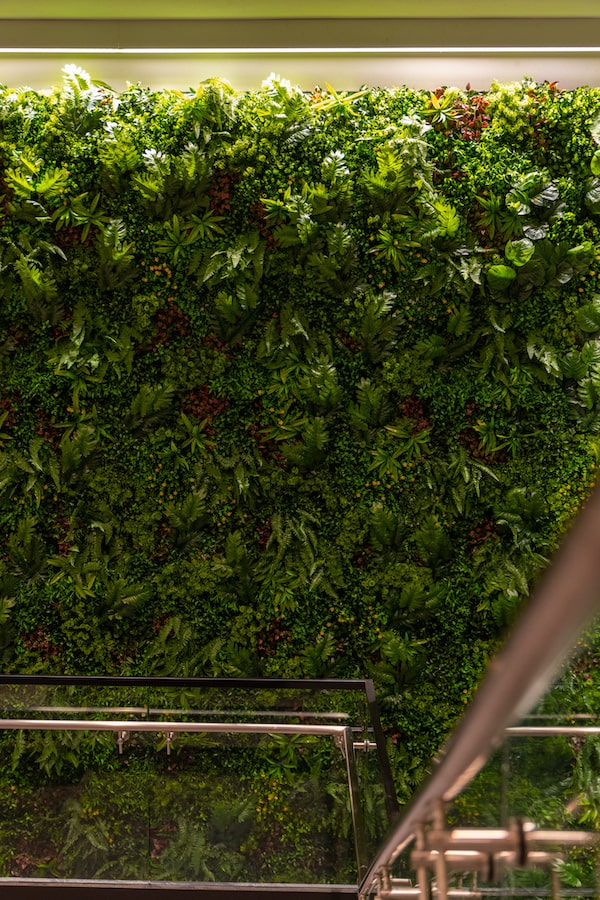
1, 69, 600, 796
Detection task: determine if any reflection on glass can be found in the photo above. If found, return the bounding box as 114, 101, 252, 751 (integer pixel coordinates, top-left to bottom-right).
0, 679, 392, 884
442, 659, 600, 898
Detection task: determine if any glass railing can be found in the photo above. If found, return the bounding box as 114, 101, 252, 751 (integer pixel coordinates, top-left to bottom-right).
362, 698, 600, 899
444, 711, 600, 898
0, 677, 396, 888
359, 484, 600, 900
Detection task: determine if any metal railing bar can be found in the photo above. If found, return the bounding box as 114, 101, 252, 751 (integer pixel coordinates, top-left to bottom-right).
0, 675, 370, 690
0, 706, 148, 715
147, 709, 351, 720
0, 718, 348, 736
474, 891, 596, 897
0, 706, 350, 720
0, 877, 359, 893
507, 726, 600, 735
360, 480, 600, 898
520, 713, 600, 719
342, 726, 370, 881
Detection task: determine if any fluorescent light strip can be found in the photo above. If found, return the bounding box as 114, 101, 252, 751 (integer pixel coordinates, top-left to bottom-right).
1, 46, 600, 54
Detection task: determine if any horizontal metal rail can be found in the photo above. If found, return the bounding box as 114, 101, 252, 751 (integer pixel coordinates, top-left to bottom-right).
0, 706, 350, 720
150, 709, 350, 720
0, 718, 348, 736
507, 726, 600, 736
0, 879, 360, 898
360, 480, 600, 898
474, 892, 596, 898
0, 675, 371, 689
519, 713, 600, 719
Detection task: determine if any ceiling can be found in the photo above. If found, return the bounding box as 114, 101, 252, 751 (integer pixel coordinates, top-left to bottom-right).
2, 0, 600, 16
1, 0, 598, 91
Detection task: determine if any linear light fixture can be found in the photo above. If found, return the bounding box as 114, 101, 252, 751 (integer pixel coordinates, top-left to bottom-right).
1, 46, 600, 54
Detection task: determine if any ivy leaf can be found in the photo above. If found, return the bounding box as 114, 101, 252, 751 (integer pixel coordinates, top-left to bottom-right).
592, 150, 600, 177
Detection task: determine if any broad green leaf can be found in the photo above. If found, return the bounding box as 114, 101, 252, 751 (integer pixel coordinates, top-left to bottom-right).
505, 238, 535, 267
576, 301, 600, 333
516, 258, 545, 288
585, 178, 600, 214
487, 264, 516, 293
530, 182, 559, 206
523, 223, 547, 241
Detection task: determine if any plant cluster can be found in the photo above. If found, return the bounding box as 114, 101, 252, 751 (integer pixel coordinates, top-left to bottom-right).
1, 67, 600, 827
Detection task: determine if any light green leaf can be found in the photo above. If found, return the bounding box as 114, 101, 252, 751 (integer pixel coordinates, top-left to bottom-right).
505, 238, 535, 267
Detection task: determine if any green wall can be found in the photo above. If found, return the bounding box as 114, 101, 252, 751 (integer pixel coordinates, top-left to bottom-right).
1, 67, 600, 783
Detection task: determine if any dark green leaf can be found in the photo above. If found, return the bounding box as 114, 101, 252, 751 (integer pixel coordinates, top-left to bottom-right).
487, 264, 516, 293
576, 301, 600, 333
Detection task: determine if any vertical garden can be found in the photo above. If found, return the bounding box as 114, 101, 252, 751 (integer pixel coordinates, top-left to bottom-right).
1, 66, 600, 791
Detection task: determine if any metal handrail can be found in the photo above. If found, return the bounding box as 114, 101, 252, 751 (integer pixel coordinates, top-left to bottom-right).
0, 673, 398, 822
0, 705, 351, 720
0, 718, 348, 736
360, 481, 600, 898
0, 675, 371, 688
507, 726, 600, 736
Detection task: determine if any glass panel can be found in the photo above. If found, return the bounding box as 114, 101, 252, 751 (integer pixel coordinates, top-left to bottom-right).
0, 728, 150, 879
0, 726, 357, 882
379, 629, 600, 899
0, 679, 392, 885
441, 662, 600, 897
355, 742, 390, 860
145, 731, 356, 883
0, 682, 150, 721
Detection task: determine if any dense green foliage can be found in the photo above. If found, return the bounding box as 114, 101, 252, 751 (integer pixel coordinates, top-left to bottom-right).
1, 67, 600, 796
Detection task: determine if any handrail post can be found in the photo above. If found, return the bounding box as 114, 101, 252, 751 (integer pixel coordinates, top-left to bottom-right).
341, 725, 369, 882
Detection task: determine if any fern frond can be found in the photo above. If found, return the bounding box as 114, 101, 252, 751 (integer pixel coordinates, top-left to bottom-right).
414, 514, 451, 573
